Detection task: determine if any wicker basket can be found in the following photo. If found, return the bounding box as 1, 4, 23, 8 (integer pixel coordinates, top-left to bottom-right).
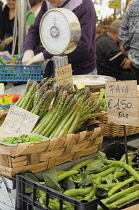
100, 111, 139, 137
0, 122, 104, 178
92, 91, 139, 137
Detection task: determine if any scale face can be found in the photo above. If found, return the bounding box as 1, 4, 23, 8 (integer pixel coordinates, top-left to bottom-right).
39, 8, 81, 55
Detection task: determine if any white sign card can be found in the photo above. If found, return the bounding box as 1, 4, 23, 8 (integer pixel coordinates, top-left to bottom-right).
1, 105, 39, 135
55, 64, 74, 89
106, 80, 139, 126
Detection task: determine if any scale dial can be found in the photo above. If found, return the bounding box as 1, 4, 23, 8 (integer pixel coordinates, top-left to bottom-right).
39, 8, 81, 55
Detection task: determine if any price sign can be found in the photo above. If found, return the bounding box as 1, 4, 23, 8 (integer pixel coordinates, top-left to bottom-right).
109, 0, 121, 9
106, 80, 139, 126
0, 83, 4, 95
1, 105, 39, 134
55, 64, 74, 89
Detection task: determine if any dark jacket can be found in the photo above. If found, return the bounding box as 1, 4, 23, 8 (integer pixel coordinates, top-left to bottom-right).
96, 33, 133, 80
0, 5, 18, 54
23, 0, 96, 75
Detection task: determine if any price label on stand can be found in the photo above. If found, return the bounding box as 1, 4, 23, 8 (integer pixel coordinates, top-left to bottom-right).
55, 64, 74, 89
106, 80, 139, 126
0, 83, 4, 95
1, 105, 39, 135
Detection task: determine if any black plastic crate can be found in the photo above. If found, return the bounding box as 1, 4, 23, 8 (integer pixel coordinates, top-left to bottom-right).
16, 176, 104, 210
103, 141, 138, 160
16, 142, 139, 210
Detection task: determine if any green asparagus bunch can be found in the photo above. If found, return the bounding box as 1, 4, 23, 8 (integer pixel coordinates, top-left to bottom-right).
33, 86, 102, 138
15, 78, 55, 119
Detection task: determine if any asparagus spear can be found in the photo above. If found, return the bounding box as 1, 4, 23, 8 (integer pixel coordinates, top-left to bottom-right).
15, 79, 34, 106
20, 81, 38, 109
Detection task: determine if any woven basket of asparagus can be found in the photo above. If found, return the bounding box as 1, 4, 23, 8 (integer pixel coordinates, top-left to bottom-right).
0, 78, 104, 178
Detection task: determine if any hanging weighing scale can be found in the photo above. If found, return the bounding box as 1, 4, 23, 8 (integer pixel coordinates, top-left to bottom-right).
39, 8, 81, 76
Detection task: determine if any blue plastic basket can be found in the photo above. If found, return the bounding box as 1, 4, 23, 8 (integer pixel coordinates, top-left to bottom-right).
0, 103, 15, 110
0, 56, 42, 82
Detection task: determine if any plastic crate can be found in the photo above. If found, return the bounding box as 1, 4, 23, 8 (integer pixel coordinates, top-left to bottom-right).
16, 142, 138, 210
0, 103, 15, 108
0, 56, 42, 82
16, 174, 104, 210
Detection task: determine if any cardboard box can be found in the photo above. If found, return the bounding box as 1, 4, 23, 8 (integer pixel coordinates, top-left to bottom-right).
124, 204, 139, 210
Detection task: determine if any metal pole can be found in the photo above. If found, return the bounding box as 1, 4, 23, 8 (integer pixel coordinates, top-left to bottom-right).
123, 125, 128, 164
17, 0, 28, 56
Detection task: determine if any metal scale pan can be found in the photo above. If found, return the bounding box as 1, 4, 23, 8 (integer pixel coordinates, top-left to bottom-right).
73, 75, 116, 92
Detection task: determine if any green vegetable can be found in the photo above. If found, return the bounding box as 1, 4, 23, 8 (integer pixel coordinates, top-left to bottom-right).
58, 171, 79, 182
64, 187, 92, 197
107, 190, 139, 209
43, 168, 61, 191
56, 171, 65, 176
104, 184, 139, 204
86, 159, 108, 174
1, 134, 47, 144
32, 86, 102, 138
110, 161, 139, 181
92, 166, 116, 179
15, 78, 55, 119
24, 173, 39, 193
96, 183, 120, 189
70, 159, 94, 171
98, 88, 107, 111
83, 185, 96, 200
108, 176, 135, 197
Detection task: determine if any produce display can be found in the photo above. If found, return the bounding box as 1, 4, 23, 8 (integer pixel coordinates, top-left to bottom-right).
15, 78, 103, 139
24, 149, 139, 210
0, 55, 18, 65
0, 55, 41, 81
0, 93, 21, 105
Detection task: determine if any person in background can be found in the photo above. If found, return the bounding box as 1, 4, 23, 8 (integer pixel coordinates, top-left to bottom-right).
26, 0, 43, 35
119, 0, 139, 84
22, 0, 97, 75
0, 1, 4, 34
96, 19, 133, 80
0, 1, 3, 13
0, 0, 17, 54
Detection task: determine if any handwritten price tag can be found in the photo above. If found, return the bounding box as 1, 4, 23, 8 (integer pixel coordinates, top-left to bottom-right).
1, 105, 39, 135
106, 80, 139, 126
55, 64, 74, 89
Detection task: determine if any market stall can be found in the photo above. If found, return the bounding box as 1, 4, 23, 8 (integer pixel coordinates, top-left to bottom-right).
0, 5, 139, 210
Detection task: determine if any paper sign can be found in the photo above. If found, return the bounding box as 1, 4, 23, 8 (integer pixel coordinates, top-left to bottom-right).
55, 64, 74, 89
106, 80, 139, 126
0, 127, 21, 139
0, 83, 4, 95
109, 0, 121, 9
1, 105, 39, 134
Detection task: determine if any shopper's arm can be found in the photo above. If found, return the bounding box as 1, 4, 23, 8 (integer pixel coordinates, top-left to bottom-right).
122, 58, 131, 69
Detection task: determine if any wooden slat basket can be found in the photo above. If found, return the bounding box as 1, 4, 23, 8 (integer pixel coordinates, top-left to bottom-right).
92, 92, 139, 138
0, 122, 104, 178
